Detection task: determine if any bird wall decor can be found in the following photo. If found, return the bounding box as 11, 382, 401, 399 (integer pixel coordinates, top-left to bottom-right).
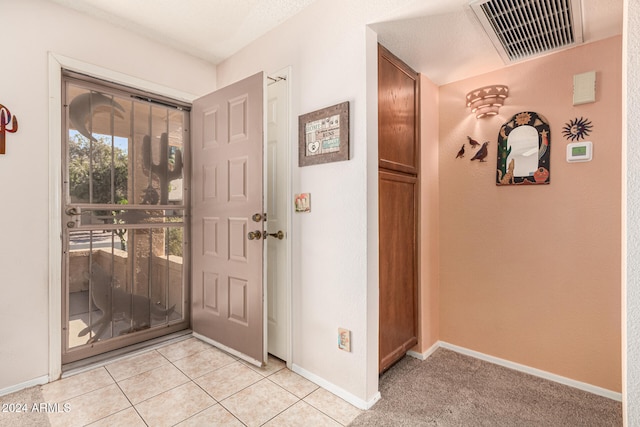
467, 136, 480, 147
470, 141, 489, 162
455, 144, 465, 158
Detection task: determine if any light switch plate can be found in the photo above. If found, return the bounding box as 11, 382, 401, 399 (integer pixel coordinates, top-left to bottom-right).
294, 193, 311, 213
338, 328, 351, 352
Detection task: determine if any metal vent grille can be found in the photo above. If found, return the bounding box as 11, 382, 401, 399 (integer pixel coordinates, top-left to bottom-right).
470, 0, 583, 63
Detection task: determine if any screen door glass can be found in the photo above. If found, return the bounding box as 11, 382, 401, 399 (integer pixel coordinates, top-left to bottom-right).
62, 73, 190, 363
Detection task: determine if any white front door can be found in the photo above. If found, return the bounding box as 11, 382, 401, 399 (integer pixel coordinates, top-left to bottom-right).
266, 76, 289, 360
191, 72, 266, 365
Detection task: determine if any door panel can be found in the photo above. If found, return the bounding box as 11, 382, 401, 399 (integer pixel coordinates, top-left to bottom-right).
378, 171, 418, 372
378, 44, 419, 175
191, 72, 265, 365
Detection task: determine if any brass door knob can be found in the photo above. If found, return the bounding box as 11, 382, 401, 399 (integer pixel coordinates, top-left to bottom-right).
266, 230, 284, 240
247, 230, 263, 240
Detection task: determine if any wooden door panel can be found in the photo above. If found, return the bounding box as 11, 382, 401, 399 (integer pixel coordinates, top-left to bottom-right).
202, 217, 219, 257
229, 217, 248, 262
229, 157, 249, 201
378, 171, 419, 372
202, 272, 219, 314
203, 107, 220, 148
192, 72, 265, 365
378, 45, 419, 175
229, 277, 249, 325
229, 95, 250, 141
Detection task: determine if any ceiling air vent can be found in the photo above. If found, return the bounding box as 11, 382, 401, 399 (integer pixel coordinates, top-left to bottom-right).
470, 0, 584, 63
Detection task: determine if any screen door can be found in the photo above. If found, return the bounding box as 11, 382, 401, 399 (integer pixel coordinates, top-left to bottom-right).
61, 71, 190, 364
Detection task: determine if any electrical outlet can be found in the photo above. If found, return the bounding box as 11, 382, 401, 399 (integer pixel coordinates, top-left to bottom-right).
338, 328, 351, 352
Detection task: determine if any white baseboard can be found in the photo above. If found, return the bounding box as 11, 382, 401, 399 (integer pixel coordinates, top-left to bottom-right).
292, 364, 381, 410
0, 375, 49, 397
407, 341, 439, 360
438, 341, 622, 402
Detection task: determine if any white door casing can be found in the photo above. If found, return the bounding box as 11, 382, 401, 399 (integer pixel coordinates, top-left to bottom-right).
191, 72, 266, 366
266, 76, 289, 360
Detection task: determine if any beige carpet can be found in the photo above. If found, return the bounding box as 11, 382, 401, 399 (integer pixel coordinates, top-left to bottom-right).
350, 349, 622, 426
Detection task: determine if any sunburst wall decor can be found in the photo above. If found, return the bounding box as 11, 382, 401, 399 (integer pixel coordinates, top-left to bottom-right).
562, 117, 593, 141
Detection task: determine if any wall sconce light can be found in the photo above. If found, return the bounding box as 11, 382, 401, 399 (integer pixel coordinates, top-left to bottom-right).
466, 85, 509, 119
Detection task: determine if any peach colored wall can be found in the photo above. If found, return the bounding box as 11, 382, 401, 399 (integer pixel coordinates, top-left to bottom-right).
438, 36, 622, 392
417, 74, 440, 352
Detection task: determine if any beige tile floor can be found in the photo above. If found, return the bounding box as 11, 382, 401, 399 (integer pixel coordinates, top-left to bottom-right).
34, 337, 361, 426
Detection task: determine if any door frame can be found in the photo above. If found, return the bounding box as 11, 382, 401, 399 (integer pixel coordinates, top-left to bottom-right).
47, 53, 199, 381
266, 67, 293, 368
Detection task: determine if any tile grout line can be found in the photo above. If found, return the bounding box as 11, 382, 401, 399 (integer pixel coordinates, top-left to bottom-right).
252, 374, 303, 425
157, 343, 248, 425
44, 367, 120, 427
177, 361, 241, 426
126, 348, 225, 425
212, 371, 293, 426
176, 385, 247, 427
265, 371, 319, 400
301, 390, 355, 426
164, 348, 250, 426
223, 362, 351, 426
106, 349, 198, 425
104, 349, 171, 382
111, 344, 202, 426
262, 364, 357, 425
105, 360, 150, 426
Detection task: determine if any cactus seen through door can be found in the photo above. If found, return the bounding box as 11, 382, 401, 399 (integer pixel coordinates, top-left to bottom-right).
141, 133, 183, 205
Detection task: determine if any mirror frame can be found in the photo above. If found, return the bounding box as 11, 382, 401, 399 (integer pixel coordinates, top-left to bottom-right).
496, 111, 551, 186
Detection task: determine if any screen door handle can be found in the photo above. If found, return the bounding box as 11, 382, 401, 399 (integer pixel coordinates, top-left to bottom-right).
65, 207, 80, 216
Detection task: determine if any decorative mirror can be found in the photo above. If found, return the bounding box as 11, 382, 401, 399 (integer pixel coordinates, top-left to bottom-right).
496, 111, 550, 185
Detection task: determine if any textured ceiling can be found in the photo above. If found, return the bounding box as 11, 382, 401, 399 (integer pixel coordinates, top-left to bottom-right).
46, 0, 623, 85
47, 0, 319, 63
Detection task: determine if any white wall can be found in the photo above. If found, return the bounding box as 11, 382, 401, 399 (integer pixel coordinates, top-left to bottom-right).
624, 0, 640, 423
0, 0, 215, 392
215, 0, 418, 406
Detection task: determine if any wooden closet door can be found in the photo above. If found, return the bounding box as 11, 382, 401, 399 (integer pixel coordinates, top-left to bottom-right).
378, 45, 419, 175
378, 44, 419, 373
379, 171, 418, 372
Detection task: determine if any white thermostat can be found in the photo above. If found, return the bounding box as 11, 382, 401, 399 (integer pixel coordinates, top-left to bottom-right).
566, 141, 593, 162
